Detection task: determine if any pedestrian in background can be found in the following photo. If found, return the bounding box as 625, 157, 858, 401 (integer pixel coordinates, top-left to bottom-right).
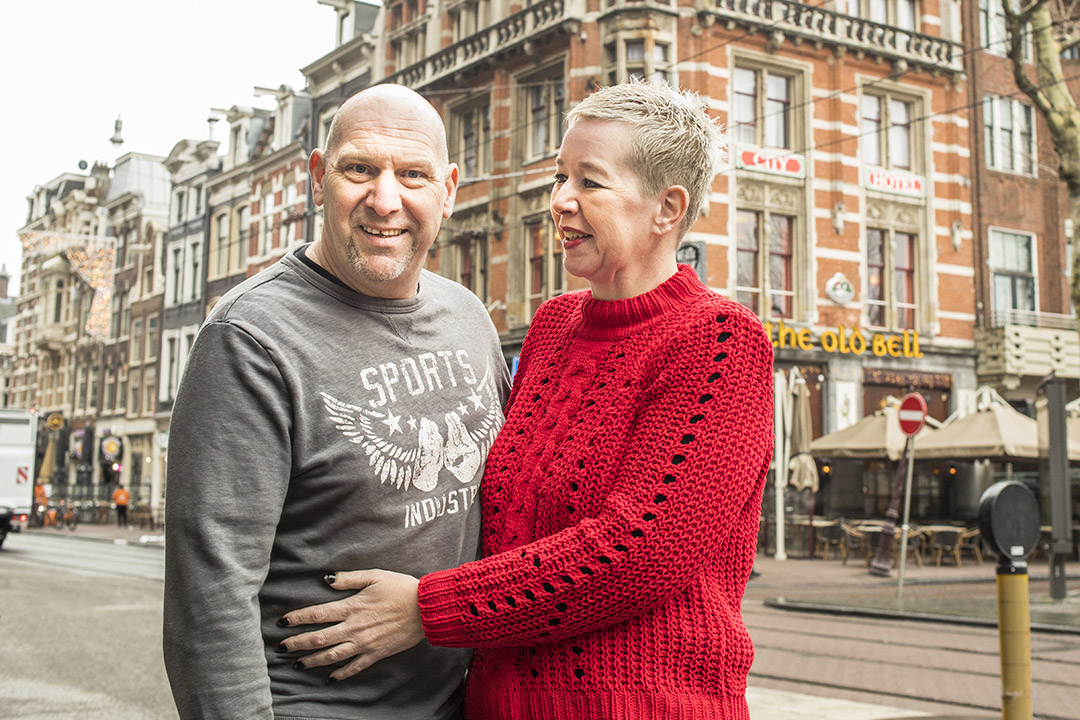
162, 84, 509, 720
111, 484, 130, 528
281, 81, 775, 719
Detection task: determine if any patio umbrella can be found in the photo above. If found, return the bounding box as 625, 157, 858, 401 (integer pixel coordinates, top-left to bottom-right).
810, 405, 932, 461
913, 400, 1080, 462
787, 369, 819, 492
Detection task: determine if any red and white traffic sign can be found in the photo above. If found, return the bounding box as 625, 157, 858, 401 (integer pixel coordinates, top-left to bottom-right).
898, 393, 928, 436
16, 466, 28, 484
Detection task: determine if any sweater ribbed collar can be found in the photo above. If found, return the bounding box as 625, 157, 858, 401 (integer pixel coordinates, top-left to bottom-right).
576, 265, 707, 337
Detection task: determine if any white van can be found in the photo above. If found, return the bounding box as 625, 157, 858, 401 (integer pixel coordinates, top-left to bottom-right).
0, 408, 37, 548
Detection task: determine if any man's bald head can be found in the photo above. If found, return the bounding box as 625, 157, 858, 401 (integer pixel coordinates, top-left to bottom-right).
324, 84, 449, 166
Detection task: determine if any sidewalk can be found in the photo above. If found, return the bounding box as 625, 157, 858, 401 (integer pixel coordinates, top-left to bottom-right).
23, 523, 1076, 719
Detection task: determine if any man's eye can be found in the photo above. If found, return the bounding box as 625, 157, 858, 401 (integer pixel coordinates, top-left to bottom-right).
553, 173, 567, 183
404, 170, 425, 179
583, 178, 600, 188
346, 164, 370, 174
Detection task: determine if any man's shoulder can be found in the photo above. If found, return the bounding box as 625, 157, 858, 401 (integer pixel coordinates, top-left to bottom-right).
207, 263, 297, 325
420, 270, 483, 304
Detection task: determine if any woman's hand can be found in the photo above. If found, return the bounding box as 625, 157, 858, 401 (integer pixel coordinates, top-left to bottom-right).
279, 569, 424, 682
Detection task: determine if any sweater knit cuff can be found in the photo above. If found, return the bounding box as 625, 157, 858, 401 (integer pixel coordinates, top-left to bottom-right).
417, 569, 468, 645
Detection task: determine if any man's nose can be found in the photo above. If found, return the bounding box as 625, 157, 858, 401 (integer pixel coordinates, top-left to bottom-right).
367, 172, 403, 216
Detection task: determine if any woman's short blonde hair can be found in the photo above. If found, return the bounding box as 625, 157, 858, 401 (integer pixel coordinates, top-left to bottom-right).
565, 81, 726, 236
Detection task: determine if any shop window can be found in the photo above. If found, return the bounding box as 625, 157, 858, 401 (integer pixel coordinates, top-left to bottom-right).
525, 218, 564, 318
861, 93, 916, 170
732, 66, 794, 150
989, 228, 1036, 316
735, 210, 795, 319
984, 95, 1035, 176
866, 227, 917, 329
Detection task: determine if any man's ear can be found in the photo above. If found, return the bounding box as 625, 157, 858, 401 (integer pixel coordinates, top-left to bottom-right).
654, 185, 690, 236
309, 150, 326, 207
443, 163, 460, 219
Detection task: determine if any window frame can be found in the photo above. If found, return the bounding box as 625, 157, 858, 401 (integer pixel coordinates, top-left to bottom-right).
988, 227, 1038, 315
734, 208, 796, 319
604, 35, 672, 86
860, 91, 919, 172
524, 215, 565, 319
984, 94, 1036, 176
865, 226, 919, 330
450, 94, 493, 182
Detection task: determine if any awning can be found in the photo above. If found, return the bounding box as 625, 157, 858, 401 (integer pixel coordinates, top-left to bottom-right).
914, 400, 1080, 462
810, 405, 933, 462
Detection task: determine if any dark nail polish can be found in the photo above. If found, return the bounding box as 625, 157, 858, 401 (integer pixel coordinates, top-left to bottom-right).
324, 573, 336, 585
293, 660, 305, 671
277, 617, 290, 627
326, 675, 337, 684
278, 643, 288, 653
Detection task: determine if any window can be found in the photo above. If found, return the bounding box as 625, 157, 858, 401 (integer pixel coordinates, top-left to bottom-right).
732, 66, 793, 149
979, 0, 1030, 58
525, 219, 564, 317
452, 0, 488, 40
190, 243, 201, 300
527, 76, 564, 159
605, 38, 671, 85
165, 337, 177, 400
193, 185, 202, 217
843, 0, 917, 30
260, 193, 275, 256
147, 316, 158, 361
984, 96, 1035, 175
145, 370, 156, 414
131, 319, 144, 362
453, 101, 491, 180
449, 231, 487, 298
989, 229, 1036, 314
53, 280, 63, 324
171, 248, 182, 304
236, 206, 250, 269
735, 210, 795, 318
174, 190, 186, 224
213, 212, 230, 277
861, 94, 915, 170
866, 228, 917, 329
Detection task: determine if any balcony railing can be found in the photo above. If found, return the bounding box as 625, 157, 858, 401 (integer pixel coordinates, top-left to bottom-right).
697, 0, 964, 73
386, 0, 575, 88
989, 308, 1077, 330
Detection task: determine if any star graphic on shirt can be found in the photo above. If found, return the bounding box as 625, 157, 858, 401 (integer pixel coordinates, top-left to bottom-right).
406, 415, 417, 432
457, 402, 469, 416
382, 409, 402, 435
467, 389, 485, 411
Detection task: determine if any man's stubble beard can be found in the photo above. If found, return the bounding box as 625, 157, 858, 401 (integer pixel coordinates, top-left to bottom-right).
345, 229, 420, 284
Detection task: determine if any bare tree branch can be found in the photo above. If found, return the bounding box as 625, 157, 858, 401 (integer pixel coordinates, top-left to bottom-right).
1018, 0, 1054, 22
1059, 33, 1080, 53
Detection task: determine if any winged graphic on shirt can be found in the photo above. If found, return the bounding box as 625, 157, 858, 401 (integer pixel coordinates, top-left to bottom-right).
320, 360, 503, 493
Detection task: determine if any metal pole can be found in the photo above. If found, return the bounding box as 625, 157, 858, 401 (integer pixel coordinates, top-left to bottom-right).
773, 371, 788, 561
1039, 376, 1071, 600
869, 436, 910, 577
897, 436, 916, 602
997, 559, 1033, 720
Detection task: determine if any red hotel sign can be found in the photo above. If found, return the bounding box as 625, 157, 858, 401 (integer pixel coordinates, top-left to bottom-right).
864, 168, 926, 198
736, 147, 805, 179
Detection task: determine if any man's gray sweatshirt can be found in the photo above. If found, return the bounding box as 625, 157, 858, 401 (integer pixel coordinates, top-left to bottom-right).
163, 249, 510, 719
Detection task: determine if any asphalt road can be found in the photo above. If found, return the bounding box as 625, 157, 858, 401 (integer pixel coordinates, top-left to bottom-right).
0, 533, 175, 719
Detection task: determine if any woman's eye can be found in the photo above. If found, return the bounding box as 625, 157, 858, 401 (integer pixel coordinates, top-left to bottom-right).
553, 173, 567, 183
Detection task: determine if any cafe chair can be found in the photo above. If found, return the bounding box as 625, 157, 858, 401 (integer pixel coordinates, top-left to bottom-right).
840, 520, 871, 566
930, 528, 962, 567
958, 528, 983, 566
815, 521, 843, 560
891, 526, 926, 568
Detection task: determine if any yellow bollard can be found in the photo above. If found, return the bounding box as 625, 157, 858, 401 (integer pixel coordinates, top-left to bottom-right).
996, 570, 1033, 720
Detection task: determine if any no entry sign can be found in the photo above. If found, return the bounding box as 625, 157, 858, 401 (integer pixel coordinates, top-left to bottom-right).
898, 393, 928, 436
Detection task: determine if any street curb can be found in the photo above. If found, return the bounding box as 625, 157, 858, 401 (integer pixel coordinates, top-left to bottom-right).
763, 596, 1080, 635
22, 529, 165, 550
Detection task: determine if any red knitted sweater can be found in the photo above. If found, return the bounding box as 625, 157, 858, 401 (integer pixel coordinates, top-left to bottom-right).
418, 265, 775, 720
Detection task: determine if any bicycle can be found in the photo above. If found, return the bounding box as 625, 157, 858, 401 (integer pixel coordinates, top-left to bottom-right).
43, 501, 78, 531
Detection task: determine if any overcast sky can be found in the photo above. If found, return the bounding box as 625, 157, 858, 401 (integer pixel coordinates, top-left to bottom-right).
1, 1, 347, 296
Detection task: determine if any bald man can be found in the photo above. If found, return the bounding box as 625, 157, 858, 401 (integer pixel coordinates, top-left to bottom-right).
164, 85, 510, 720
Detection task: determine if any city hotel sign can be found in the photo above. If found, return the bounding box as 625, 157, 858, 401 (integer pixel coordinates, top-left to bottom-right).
763, 320, 925, 358
735, 146, 806, 179
863, 168, 926, 198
